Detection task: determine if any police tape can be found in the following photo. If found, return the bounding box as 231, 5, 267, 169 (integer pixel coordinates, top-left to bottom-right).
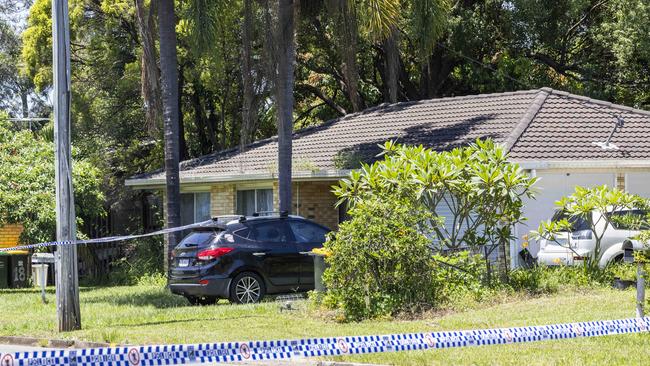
0, 219, 219, 253
1, 317, 648, 366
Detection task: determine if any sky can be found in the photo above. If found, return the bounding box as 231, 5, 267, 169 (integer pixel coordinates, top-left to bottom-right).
1, 0, 30, 31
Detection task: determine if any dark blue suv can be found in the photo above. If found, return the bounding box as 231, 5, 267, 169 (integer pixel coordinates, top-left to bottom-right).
169, 213, 330, 305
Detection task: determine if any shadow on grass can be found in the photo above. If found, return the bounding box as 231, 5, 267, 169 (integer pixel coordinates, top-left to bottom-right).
83, 289, 189, 309
113, 314, 265, 328
0, 286, 99, 295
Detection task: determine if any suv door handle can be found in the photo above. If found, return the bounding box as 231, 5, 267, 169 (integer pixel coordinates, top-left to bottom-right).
252, 252, 267, 257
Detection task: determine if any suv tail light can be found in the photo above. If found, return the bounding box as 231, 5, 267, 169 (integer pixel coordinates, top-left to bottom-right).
197, 247, 234, 261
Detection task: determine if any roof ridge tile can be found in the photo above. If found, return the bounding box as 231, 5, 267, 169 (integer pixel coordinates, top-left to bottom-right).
503, 90, 550, 153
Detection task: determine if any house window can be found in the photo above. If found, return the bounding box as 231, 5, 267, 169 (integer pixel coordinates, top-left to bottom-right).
180, 192, 211, 226
237, 189, 273, 215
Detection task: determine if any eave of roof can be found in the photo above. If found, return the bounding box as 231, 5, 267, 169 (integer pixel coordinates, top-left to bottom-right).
512, 159, 650, 170
125, 169, 354, 189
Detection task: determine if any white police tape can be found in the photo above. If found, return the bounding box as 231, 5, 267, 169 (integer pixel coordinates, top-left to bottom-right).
2, 317, 648, 365
0, 219, 218, 253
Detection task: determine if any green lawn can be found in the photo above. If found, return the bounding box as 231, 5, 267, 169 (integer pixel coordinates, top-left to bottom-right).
0, 285, 648, 365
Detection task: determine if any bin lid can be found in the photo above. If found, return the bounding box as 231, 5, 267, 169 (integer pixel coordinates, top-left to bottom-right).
32, 252, 55, 263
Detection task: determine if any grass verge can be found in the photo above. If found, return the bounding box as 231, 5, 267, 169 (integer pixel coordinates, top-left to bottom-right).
0, 285, 647, 365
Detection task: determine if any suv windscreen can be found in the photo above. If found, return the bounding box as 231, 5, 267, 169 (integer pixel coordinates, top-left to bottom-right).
606, 210, 650, 230
550, 210, 590, 232
177, 230, 220, 248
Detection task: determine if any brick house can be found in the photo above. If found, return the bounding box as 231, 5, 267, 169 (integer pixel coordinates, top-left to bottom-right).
126, 88, 650, 267
0, 224, 24, 251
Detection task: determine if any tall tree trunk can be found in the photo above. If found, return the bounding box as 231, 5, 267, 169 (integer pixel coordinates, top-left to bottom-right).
135, 0, 162, 136
192, 84, 214, 153
240, 0, 256, 150
207, 98, 219, 150
219, 70, 232, 150
20, 89, 28, 118
328, 0, 362, 112
178, 64, 188, 160
383, 28, 399, 103
275, 0, 296, 213
157, 0, 182, 272
220, 102, 226, 149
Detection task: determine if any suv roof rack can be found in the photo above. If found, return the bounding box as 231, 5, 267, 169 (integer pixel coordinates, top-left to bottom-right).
210, 215, 246, 224
252, 210, 289, 218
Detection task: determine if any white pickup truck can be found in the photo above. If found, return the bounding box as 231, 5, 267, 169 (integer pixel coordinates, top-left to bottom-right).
537, 209, 648, 268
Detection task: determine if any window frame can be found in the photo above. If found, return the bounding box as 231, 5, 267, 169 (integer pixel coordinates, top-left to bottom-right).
236, 188, 273, 215
180, 191, 212, 224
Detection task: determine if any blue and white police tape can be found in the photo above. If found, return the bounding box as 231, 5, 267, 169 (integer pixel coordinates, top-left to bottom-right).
2, 317, 648, 365
0, 219, 220, 253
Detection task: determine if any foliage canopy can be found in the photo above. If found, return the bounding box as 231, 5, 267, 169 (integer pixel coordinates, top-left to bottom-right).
333, 139, 537, 251
0, 116, 104, 244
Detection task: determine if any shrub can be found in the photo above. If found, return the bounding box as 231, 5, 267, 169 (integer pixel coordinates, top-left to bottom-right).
322, 195, 441, 321
109, 236, 165, 285
509, 265, 605, 294
432, 251, 491, 304
333, 139, 537, 252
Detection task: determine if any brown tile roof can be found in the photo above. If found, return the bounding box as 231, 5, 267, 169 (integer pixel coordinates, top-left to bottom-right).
128, 88, 650, 184
508, 89, 650, 160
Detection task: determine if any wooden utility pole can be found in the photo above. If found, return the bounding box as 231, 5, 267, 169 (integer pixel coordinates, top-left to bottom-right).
52, 0, 81, 332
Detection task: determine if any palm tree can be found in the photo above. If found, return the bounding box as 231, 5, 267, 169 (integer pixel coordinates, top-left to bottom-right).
158, 0, 182, 268
359, 0, 449, 103
383, 28, 400, 103
241, 0, 256, 149
327, 0, 363, 111
275, 0, 296, 213
135, 0, 162, 136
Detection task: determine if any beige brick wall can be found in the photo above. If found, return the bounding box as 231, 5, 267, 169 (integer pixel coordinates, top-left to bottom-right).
293, 181, 339, 229
211, 184, 236, 216
0, 223, 24, 248
162, 181, 339, 241
249, 181, 339, 229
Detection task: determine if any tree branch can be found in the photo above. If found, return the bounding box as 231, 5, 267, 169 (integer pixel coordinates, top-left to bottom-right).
296, 84, 347, 116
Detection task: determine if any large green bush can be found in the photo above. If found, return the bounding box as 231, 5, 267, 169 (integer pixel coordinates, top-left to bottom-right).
322, 195, 441, 321
324, 140, 537, 319
0, 117, 104, 244
333, 139, 536, 253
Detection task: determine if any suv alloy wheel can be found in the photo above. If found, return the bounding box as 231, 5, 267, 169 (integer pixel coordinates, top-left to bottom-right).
229, 272, 266, 304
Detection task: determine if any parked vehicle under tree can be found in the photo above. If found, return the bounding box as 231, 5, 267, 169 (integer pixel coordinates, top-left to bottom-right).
169, 213, 330, 305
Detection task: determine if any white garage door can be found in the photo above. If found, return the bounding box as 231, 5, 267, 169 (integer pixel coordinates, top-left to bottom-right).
515, 172, 616, 258
626, 173, 650, 198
